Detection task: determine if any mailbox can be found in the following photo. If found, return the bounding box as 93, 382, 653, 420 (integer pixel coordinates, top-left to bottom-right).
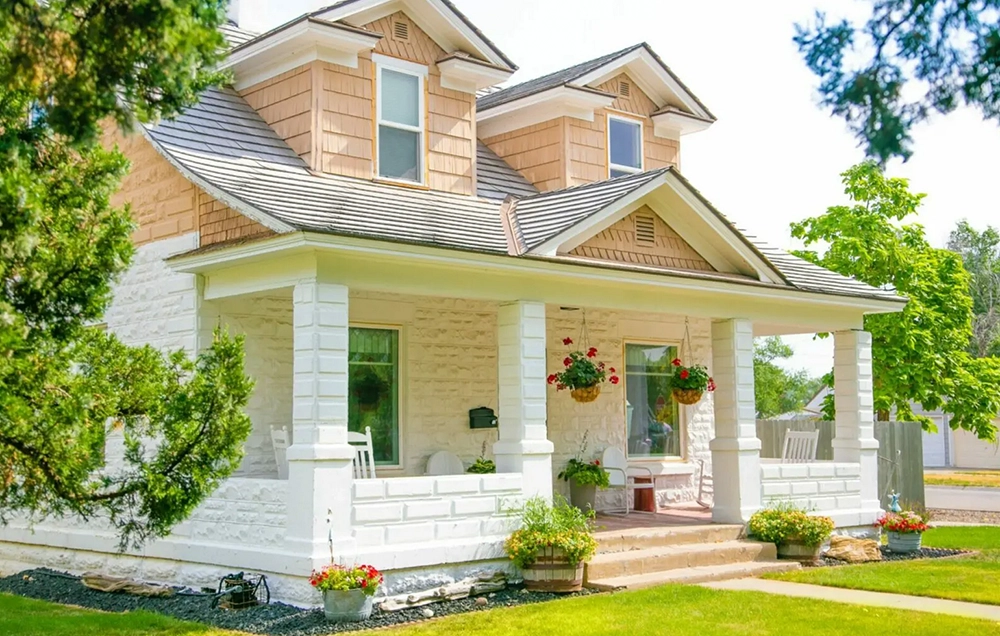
469, 406, 498, 429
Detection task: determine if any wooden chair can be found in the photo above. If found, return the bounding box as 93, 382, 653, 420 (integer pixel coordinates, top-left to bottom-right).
781, 430, 819, 464
270, 426, 290, 480
349, 426, 377, 479
602, 447, 656, 515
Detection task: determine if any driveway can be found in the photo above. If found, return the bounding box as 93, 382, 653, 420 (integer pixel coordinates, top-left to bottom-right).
926, 486, 1000, 512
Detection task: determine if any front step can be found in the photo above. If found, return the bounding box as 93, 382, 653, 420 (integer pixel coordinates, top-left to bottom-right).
586, 539, 777, 580
593, 524, 744, 554
587, 560, 801, 591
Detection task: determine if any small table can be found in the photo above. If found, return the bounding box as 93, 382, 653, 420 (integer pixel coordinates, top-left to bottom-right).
632, 476, 657, 512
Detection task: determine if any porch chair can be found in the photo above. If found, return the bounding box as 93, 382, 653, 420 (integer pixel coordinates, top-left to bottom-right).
601, 447, 656, 516
425, 450, 465, 476
781, 430, 819, 464
270, 426, 290, 480
696, 459, 713, 509
349, 426, 377, 479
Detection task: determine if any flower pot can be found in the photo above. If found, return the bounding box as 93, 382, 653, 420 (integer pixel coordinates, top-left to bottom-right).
571, 385, 601, 403
671, 388, 703, 405
521, 546, 584, 593
887, 531, 922, 553
569, 482, 597, 512
777, 540, 823, 565
322, 589, 374, 623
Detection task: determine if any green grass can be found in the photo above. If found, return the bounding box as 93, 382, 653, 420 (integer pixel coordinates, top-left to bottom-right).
768, 526, 1000, 605
925, 471, 1000, 488
0, 593, 239, 636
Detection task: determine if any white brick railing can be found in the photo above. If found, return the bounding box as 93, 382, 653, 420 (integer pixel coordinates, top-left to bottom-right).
172, 478, 288, 549
759, 461, 879, 529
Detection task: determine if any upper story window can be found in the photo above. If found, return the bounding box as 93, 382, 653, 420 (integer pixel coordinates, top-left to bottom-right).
608, 114, 643, 178
376, 55, 426, 184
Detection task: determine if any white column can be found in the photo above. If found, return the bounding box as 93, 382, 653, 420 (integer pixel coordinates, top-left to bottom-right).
285, 280, 356, 563
710, 318, 762, 523
832, 330, 880, 514
493, 301, 554, 501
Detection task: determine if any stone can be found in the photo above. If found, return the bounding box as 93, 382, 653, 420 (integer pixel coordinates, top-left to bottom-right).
475, 597, 488, 607
825, 535, 881, 563
421, 608, 434, 618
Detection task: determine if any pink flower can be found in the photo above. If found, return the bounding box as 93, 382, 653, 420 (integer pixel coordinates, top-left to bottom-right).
563, 337, 573, 345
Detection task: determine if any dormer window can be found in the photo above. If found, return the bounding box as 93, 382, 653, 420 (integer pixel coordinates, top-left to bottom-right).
608, 114, 643, 178
375, 55, 426, 184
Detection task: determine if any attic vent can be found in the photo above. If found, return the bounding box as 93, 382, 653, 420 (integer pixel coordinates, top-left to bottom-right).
634, 215, 656, 246
619, 80, 631, 97
393, 20, 410, 41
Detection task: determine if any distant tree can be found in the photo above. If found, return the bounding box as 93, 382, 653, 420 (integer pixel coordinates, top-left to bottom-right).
948, 220, 1000, 358
0, 0, 255, 550
754, 337, 824, 419
792, 161, 1000, 440
795, 1, 1000, 164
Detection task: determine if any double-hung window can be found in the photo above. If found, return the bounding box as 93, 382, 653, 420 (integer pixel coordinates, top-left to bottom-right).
348, 326, 400, 466
624, 343, 681, 459
376, 56, 425, 183
608, 114, 643, 178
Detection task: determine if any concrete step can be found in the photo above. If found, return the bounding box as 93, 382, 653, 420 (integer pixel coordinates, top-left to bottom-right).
585, 540, 777, 581
587, 560, 801, 591
593, 524, 744, 554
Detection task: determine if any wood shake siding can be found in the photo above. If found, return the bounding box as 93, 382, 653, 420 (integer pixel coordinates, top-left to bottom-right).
199, 194, 274, 246
240, 66, 314, 165
482, 119, 565, 191
318, 57, 375, 178
569, 207, 714, 272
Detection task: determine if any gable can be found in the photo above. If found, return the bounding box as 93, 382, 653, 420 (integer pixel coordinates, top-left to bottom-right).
567, 206, 715, 272
595, 72, 659, 117
363, 11, 445, 65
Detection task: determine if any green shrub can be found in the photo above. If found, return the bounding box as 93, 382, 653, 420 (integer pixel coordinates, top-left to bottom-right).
748, 503, 835, 547
504, 496, 597, 568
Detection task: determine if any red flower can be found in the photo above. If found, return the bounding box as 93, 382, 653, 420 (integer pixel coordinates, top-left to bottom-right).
707, 378, 716, 392
680, 369, 690, 380
311, 580, 317, 586
671, 358, 682, 366
563, 357, 572, 367
556, 383, 566, 391
594, 460, 600, 466
563, 337, 573, 345
609, 376, 620, 385
586, 347, 598, 358
547, 374, 557, 384
609, 367, 616, 374
598, 361, 605, 370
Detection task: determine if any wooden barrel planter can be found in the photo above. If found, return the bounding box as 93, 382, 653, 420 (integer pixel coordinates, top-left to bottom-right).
521, 547, 584, 592
671, 388, 703, 405
571, 385, 601, 403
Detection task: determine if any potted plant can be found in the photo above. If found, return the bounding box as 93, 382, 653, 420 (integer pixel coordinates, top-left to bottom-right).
748, 503, 835, 564
467, 441, 496, 474
557, 432, 610, 511
877, 510, 929, 553
310, 564, 383, 623
547, 337, 619, 403
504, 496, 597, 592
667, 357, 715, 405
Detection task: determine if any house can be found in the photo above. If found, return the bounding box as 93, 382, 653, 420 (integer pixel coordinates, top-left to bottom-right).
0, 0, 906, 605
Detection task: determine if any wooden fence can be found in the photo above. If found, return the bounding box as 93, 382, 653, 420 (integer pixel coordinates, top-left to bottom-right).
756, 419, 925, 509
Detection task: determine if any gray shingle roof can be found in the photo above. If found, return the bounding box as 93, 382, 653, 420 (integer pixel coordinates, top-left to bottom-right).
220, 23, 257, 47
476, 142, 539, 200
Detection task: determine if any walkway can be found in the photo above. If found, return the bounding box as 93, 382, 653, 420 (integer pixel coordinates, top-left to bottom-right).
926, 486, 1000, 512
705, 579, 1000, 622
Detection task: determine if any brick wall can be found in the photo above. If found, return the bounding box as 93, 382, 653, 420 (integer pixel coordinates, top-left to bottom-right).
760, 461, 863, 513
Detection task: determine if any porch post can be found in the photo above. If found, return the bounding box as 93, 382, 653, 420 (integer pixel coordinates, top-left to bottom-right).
832, 330, 880, 514
494, 301, 554, 501
285, 280, 356, 562
710, 318, 762, 523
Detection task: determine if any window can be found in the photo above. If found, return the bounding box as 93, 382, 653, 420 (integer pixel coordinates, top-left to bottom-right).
376, 58, 425, 183
349, 327, 400, 465
608, 115, 642, 178
624, 343, 681, 459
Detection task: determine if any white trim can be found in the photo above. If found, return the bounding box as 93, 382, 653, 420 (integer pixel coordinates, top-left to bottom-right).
437, 57, 513, 93
375, 57, 426, 185
477, 85, 615, 138
607, 113, 644, 178
651, 109, 714, 139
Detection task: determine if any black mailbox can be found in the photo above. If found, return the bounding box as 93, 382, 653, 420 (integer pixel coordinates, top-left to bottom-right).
469, 406, 498, 429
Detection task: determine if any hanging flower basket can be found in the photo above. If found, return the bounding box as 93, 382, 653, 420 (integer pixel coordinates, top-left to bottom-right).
548, 337, 619, 403
667, 358, 715, 406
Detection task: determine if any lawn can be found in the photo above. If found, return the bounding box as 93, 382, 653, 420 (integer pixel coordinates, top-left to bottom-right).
925, 470, 1000, 488
769, 526, 1000, 605
5, 585, 1000, 636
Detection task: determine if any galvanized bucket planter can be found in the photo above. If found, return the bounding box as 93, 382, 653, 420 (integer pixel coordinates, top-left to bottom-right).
887, 531, 923, 553
323, 589, 374, 623
521, 547, 584, 592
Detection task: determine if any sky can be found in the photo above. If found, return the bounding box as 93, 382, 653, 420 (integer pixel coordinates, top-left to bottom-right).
246, 0, 1000, 377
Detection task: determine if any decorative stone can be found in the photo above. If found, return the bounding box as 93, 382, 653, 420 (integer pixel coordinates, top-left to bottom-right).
475, 597, 488, 607
825, 535, 881, 563
421, 608, 434, 618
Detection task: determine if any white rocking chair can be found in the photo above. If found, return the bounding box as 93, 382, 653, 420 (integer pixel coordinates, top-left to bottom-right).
270, 426, 290, 480
349, 426, 377, 479
696, 459, 713, 509
781, 430, 819, 464
602, 447, 655, 515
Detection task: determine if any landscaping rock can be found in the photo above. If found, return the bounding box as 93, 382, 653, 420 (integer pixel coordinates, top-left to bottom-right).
825, 535, 882, 563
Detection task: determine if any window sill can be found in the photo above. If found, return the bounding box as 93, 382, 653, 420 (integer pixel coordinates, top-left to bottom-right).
627, 461, 698, 477
374, 177, 429, 191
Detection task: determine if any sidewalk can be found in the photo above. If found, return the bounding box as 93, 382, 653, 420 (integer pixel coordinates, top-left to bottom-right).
705, 578, 1000, 622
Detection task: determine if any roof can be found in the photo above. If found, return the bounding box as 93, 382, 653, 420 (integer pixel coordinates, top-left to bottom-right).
142, 86, 901, 305
220, 22, 257, 48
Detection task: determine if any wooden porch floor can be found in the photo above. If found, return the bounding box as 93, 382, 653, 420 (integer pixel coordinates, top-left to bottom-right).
594, 504, 713, 532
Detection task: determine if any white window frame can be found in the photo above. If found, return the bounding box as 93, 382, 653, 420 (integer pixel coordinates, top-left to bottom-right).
348, 323, 405, 470
607, 113, 644, 178
374, 53, 427, 185
622, 340, 686, 462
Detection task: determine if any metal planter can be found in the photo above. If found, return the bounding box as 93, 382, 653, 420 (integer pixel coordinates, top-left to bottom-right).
322, 589, 374, 623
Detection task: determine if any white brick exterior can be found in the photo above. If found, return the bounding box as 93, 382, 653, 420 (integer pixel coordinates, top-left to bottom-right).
760, 461, 867, 526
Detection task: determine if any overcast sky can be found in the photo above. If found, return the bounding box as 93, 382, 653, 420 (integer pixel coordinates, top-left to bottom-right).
254, 0, 1000, 377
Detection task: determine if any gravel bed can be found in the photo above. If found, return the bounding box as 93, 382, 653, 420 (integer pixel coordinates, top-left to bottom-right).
0, 569, 596, 635
817, 546, 970, 567
929, 508, 1000, 525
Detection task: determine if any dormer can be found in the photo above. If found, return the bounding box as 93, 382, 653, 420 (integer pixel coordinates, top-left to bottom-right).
478, 43, 714, 192
222, 0, 515, 195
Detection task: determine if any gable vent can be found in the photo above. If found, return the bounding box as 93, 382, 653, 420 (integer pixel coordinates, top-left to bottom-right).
393, 20, 410, 41
634, 215, 656, 246
619, 80, 631, 98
